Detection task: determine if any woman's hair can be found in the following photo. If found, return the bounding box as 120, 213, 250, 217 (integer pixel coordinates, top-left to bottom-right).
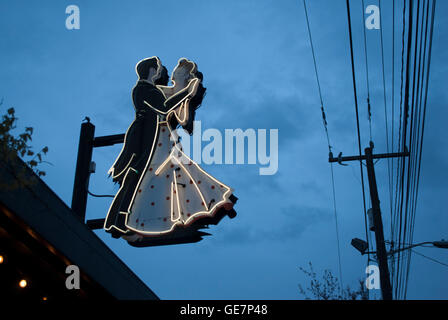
182, 81, 206, 135
169, 59, 206, 134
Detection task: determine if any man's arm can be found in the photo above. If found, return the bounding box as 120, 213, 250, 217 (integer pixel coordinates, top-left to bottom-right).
142, 88, 170, 114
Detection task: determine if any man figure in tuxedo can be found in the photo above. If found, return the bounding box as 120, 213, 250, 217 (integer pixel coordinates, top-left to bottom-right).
104, 57, 169, 237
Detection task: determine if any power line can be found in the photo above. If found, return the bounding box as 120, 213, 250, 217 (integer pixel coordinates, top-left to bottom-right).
303, 0, 344, 292
345, 0, 370, 268
411, 250, 448, 268
361, 0, 372, 141
404, 0, 436, 298
378, 0, 394, 255
392, 0, 436, 299
404, 0, 428, 298
391, 0, 408, 292
399, 0, 422, 299
395, 0, 414, 299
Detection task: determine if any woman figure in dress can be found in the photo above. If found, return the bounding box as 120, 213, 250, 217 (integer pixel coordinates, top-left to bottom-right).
106, 58, 237, 246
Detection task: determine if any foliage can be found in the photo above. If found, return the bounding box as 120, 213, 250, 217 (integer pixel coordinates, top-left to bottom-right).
298, 262, 369, 300
0, 103, 49, 190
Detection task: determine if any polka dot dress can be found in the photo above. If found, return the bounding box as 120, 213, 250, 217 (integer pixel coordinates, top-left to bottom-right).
126, 118, 233, 235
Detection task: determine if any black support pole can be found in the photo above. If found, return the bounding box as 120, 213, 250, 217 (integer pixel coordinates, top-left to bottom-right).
93, 134, 125, 148
365, 146, 393, 300
71, 121, 95, 221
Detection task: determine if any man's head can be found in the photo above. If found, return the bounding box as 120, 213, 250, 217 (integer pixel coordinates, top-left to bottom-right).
135, 57, 167, 85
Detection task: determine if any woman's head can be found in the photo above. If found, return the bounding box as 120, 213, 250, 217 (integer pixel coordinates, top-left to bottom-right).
171, 58, 198, 87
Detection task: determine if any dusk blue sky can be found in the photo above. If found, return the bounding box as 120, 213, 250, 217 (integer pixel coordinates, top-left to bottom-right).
1, 0, 447, 299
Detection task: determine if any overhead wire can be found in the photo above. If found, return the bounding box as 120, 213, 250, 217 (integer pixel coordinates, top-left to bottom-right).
304, 0, 435, 300
303, 0, 344, 293
361, 0, 373, 141
399, 0, 423, 299
346, 0, 371, 271
395, 0, 414, 299
408, 0, 436, 283
391, 0, 408, 292
411, 250, 448, 268
360, 0, 375, 263
394, 0, 436, 299
404, 0, 436, 298
403, 0, 427, 298
378, 0, 394, 262
399, 0, 420, 298
389, 0, 397, 291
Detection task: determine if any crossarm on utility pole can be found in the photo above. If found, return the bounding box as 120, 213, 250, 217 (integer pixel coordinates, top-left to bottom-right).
328, 145, 409, 300
329, 150, 409, 163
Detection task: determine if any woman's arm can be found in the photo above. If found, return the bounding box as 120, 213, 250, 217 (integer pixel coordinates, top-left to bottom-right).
163, 78, 200, 112
170, 98, 190, 126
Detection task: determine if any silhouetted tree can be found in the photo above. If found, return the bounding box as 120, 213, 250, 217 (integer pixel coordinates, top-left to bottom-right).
0, 102, 49, 190
298, 262, 368, 300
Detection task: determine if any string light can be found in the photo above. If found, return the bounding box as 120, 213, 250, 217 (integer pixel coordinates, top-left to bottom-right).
0, 255, 4, 264
19, 279, 27, 288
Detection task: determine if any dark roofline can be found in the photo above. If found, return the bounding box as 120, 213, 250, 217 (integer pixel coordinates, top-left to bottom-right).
0, 156, 158, 300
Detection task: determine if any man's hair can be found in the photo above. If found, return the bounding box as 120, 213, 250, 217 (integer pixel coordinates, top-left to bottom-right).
135, 57, 159, 80
155, 66, 169, 86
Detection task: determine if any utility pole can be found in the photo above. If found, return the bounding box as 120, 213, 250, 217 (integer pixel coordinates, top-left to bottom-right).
329, 143, 409, 300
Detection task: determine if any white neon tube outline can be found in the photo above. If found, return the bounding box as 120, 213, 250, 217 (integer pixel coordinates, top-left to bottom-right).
123, 107, 233, 235
144, 78, 199, 116
107, 57, 234, 237
169, 151, 232, 226
135, 56, 162, 84
108, 56, 164, 180
124, 140, 232, 235
109, 153, 136, 181
123, 149, 232, 236
171, 99, 189, 126
115, 114, 161, 232
173, 170, 182, 222
156, 57, 198, 100
154, 156, 172, 176
172, 156, 209, 212
170, 182, 175, 222
103, 167, 138, 233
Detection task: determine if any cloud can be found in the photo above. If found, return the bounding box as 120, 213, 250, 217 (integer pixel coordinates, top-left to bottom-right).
212, 204, 332, 245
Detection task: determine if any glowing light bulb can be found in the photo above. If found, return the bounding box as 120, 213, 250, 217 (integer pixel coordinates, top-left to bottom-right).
19, 279, 27, 288
0, 255, 4, 264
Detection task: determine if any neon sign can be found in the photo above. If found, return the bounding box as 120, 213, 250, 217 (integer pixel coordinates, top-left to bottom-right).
104, 57, 237, 246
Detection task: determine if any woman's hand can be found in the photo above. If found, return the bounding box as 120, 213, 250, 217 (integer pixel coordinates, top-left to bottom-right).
187, 78, 200, 96
172, 98, 190, 126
